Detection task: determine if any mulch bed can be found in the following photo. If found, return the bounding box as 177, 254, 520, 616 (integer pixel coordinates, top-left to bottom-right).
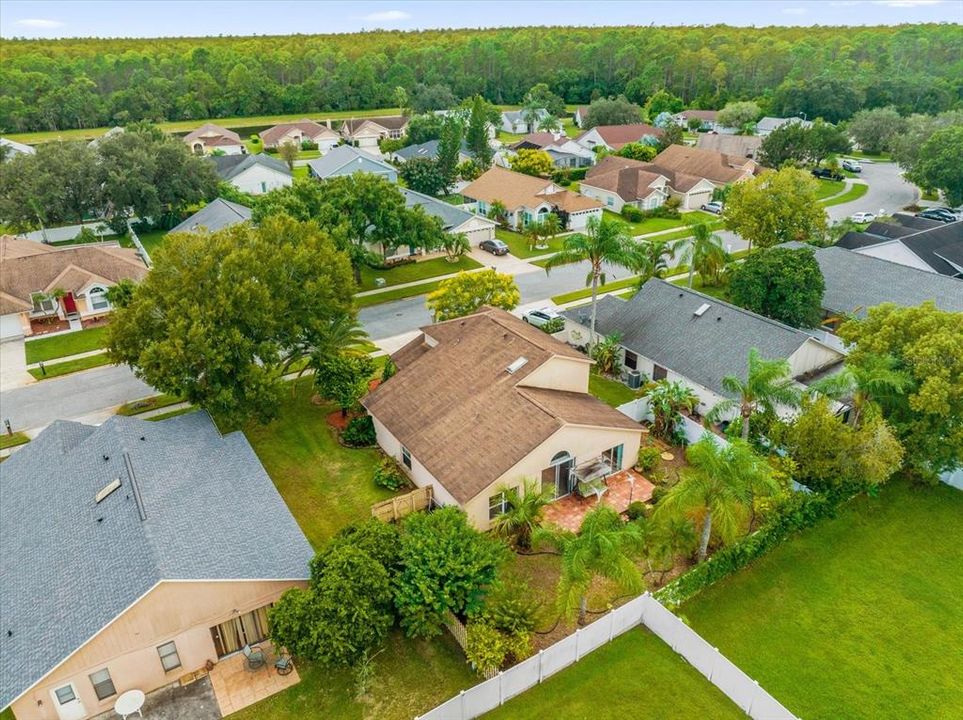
29, 317, 69, 335
81, 315, 111, 330
326, 409, 353, 430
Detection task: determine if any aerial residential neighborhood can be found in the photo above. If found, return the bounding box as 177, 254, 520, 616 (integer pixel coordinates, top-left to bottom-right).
0, 3, 961, 720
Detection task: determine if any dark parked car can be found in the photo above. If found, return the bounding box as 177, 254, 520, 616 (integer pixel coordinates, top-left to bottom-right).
479, 238, 509, 255
812, 168, 844, 181
916, 208, 958, 224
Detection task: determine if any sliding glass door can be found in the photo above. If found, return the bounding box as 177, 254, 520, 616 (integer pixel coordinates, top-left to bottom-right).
210, 605, 271, 657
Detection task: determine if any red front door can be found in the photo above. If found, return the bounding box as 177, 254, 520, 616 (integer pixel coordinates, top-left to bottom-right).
62, 293, 77, 315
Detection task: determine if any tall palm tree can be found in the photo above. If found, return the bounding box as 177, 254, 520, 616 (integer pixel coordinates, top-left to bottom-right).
656, 436, 777, 562
490, 479, 553, 550
709, 348, 800, 441
540, 212, 562, 245
542, 215, 635, 346
537, 115, 562, 133
674, 222, 729, 289
522, 101, 544, 133
535, 505, 645, 624
811, 353, 911, 427
645, 379, 699, 441
629, 238, 673, 291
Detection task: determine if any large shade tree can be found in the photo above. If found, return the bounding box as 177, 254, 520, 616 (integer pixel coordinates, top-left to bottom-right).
425, 269, 520, 321
728, 245, 825, 328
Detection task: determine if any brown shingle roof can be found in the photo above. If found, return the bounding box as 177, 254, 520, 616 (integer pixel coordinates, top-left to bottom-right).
583, 156, 668, 201
696, 134, 763, 159
652, 144, 759, 185
577, 123, 664, 151
511, 132, 563, 149
183, 123, 242, 148
362, 308, 634, 503
0, 236, 148, 314
679, 109, 718, 122
341, 116, 409, 135
259, 120, 338, 147
462, 166, 601, 214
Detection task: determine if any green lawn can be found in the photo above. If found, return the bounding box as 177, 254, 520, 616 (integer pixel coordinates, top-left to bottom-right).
812, 178, 846, 201
496, 228, 566, 259
845, 150, 892, 162
561, 117, 580, 139
25, 326, 109, 363
670, 274, 731, 301
292, 165, 309, 179
117, 393, 184, 416
484, 627, 742, 720
28, 353, 112, 380
588, 371, 636, 408
682, 480, 963, 720
355, 280, 444, 308
823, 182, 870, 207
134, 229, 168, 258
551, 275, 641, 305
357, 255, 481, 291
0, 432, 30, 450
498, 130, 526, 145
603, 209, 715, 237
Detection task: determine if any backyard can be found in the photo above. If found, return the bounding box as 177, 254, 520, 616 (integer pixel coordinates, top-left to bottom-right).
682, 480, 963, 720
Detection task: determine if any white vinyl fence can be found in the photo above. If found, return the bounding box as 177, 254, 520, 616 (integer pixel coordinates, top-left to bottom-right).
617, 398, 727, 447
416, 593, 796, 720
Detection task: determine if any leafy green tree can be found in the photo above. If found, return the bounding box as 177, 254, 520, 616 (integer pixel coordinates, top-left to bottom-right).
405, 113, 445, 144
535, 505, 645, 624
398, 157, 447, 196
805, 120, 852, 165
717, 101, 761, 131
466, 95, 495, 168
277, 141, 299, 169
524, 83, 566, 117
542, 215, 635, 346
537, 115, 562, 133
440, 232, 470, 263
770, 76, 861, 124
314, 354, 376, 417
436, 116, 463, 191
728, 246, 825, 328
708, 348, 800, 441
644, 89, 684, 119
426, 269, 520, 321
674, 222, 727, 289
106, 216, 355, 424
890, 110, 963, 178
846, 106, 906, 155
410, 83, 456, 114
645, 380, 699, 441
656, 436, 776, 561
838, 302, 963, 481
395, 507, 507, 638
757, 122, 811, 167
723, 168, 827, 252
616, 142, 657, 162
810, 353, 911, 429
583, 95, 642, 130
907, 126, 963, 205
490, 479, 553, 550
656, 122, 684, 152
509, 149, 553, 177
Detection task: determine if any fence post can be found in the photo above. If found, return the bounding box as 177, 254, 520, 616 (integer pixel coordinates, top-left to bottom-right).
608, 609, 615, 642
574, 627, 581, 660
498, 670, 504, 706
458, 689, 466, 720
537, 649, 545, 682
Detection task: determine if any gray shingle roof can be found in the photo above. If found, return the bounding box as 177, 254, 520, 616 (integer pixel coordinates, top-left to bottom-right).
807, 245, 963, 315
400, 188, 493, 232
0, 411, 312, 708
169, 198, 252, 234
306, 145, 395, 179
562, 278, 822, 397
211, 152, 291, 181
393, 139, 473, 162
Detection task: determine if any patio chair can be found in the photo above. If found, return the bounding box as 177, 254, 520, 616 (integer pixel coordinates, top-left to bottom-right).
242, 644, 266, 670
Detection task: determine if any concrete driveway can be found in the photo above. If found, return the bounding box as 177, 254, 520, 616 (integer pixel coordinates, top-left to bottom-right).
0, 339, 34, 392
827, 161, 918, 222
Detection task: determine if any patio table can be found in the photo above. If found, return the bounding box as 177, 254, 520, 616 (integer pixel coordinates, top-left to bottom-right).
114, 689, 145, 719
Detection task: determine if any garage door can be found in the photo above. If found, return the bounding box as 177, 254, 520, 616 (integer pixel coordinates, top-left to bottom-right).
463, 225, 495, 246
0, 314, 24, 342
687, 191, 712, 210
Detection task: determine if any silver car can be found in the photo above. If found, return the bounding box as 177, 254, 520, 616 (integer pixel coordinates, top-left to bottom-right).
522, 307, 563, 328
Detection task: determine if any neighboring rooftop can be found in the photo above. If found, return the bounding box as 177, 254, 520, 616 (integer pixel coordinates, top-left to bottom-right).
650, 144, 758, 185
576, 123, 663, 150
400, 187, 494, 232
0, 137, 35, 156
306, 144, 396, 179
756, 116, 813, 134
183, 123, 242, 148
211, 152, 292, 181
392, 138, 473, 162
341, 115, 408, 134
583, 156, 670, 200
258, 119, 338, 147
0, 411, 313, 709
696, 133, 763, 159
563, 278, 838, 398
462, 165, 602, 213
0, 235, 148, 314
363, 307, 635, 504
169, 198, 253, 234
835, 215, 962, 277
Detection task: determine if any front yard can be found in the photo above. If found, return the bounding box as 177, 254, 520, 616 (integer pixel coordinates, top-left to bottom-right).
25, 326, 108, 363
682, 480, 963, 720
603, 209, 715, 237
495, 228, 566, 259
357, 255, 482, 292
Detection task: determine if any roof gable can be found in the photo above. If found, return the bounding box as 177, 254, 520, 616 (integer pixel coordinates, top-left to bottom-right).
306, 145, 395, 178
169, 198, 253, 234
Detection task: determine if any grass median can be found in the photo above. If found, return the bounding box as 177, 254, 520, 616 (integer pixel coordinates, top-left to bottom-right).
823, 182, 870, 207
28, 353, 112, 380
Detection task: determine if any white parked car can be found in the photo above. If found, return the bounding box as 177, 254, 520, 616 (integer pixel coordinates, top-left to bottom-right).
701, 201, 724, 214
850, 212, 876, 224
522, 307, 563, 329
841, 159, 862, 173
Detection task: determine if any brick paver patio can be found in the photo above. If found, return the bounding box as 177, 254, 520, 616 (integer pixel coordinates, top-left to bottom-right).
542, 468, 655, 532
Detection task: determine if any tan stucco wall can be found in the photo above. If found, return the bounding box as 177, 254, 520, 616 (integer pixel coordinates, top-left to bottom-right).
11, 579, 304, 720
787, 339, 844, 377
516, 355, 591, 394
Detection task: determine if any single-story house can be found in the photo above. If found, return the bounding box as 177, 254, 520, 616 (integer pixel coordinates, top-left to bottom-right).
510, 133, 595, 169
389, 139, 475, 164
169, 198, 253, 235
580, 156, 671, 213
836, 215, 962, 278
0, 235, 148, 342
87, 126, 125, 149
575, 123, 664, 153
672, 109, 722, 131
306, 144, 398, 182
211, 153, 292, 195
0, 411, 313, 720
572, 106, 591, 128
340, 116, 409, 150
650, 144, 759, 187
362, 307, 643, 530
501, 108, 550, 135
461, 165, 603, 231
561, 278, 845, 420
0, 137, 35, 157
183, 123, 245, 155
755, 116, 813, 137
787, 243, 963, 319
400, 188, 497, 246
696, 133, 763, 160
259, 120, 340, 153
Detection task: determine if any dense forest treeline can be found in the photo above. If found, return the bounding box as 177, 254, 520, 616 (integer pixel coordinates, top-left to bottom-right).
1, 24, 961, 132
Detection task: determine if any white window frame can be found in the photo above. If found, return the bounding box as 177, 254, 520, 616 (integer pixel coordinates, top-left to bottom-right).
87, 285, 110, 312
31, 292, 57, 314
401, 446, 412, 470
489, 490, 509, 520
157, 640, 182, 672
89, 667, 116, 701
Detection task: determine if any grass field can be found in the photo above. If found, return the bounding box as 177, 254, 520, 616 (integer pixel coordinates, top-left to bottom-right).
24, 326, 108, 363
682, 480, 963, 720
483, 628, 742, 719
117, 393, 184, 416
823, 182, 870, 207
604, 209, 715, 237
357, 255, 481, 291
134, 229, 168, 258
496, 228, 566, 259
812, 178, 846, 201
670, 274, 731, 301
28, 353, 112, 380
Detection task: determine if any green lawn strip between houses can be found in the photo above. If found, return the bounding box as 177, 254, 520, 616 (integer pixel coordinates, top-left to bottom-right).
682, 480, 963, 720
0, 432, 31, 450
24, 326, 109, 363
812, 178, 846, 201
483, 627, 744, 719
358, 255, 482, 291
822, 182, 870, 207
670, 274, 732, 301
588, 371, 637, 408
28, 353, 112, 380
117, 393, 185, 416
603, 209, 716, 236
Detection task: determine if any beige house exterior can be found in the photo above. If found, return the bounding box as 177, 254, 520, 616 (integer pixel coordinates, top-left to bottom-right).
363, 308, 643, 531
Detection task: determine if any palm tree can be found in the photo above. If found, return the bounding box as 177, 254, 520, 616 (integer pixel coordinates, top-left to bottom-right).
524, 221, 544, 252
674, 222, 728, 289
708, 348, 800, 441
537, 114, 561, 133
522, 101, 544, 133
487, 200, 508, 226
284, 310, 369, 376
656, 436, 777, 562
440, 232, 470, 263
490, 479, 553, 550
645, 380, 699, 441
628, 238, 673, 291
811, 353, 911, 427
540, 213, 561, 246
542, 215, 635, 347
535, 505, 645, 624
639, 514, 697, 584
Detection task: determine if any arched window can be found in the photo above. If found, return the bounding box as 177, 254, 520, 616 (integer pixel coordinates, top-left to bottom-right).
546, 451, 575, 499
88, 285, 110, 312
551, 451, 571, 465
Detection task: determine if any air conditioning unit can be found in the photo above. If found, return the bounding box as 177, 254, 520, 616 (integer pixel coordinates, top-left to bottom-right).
624, 369, 642, 389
